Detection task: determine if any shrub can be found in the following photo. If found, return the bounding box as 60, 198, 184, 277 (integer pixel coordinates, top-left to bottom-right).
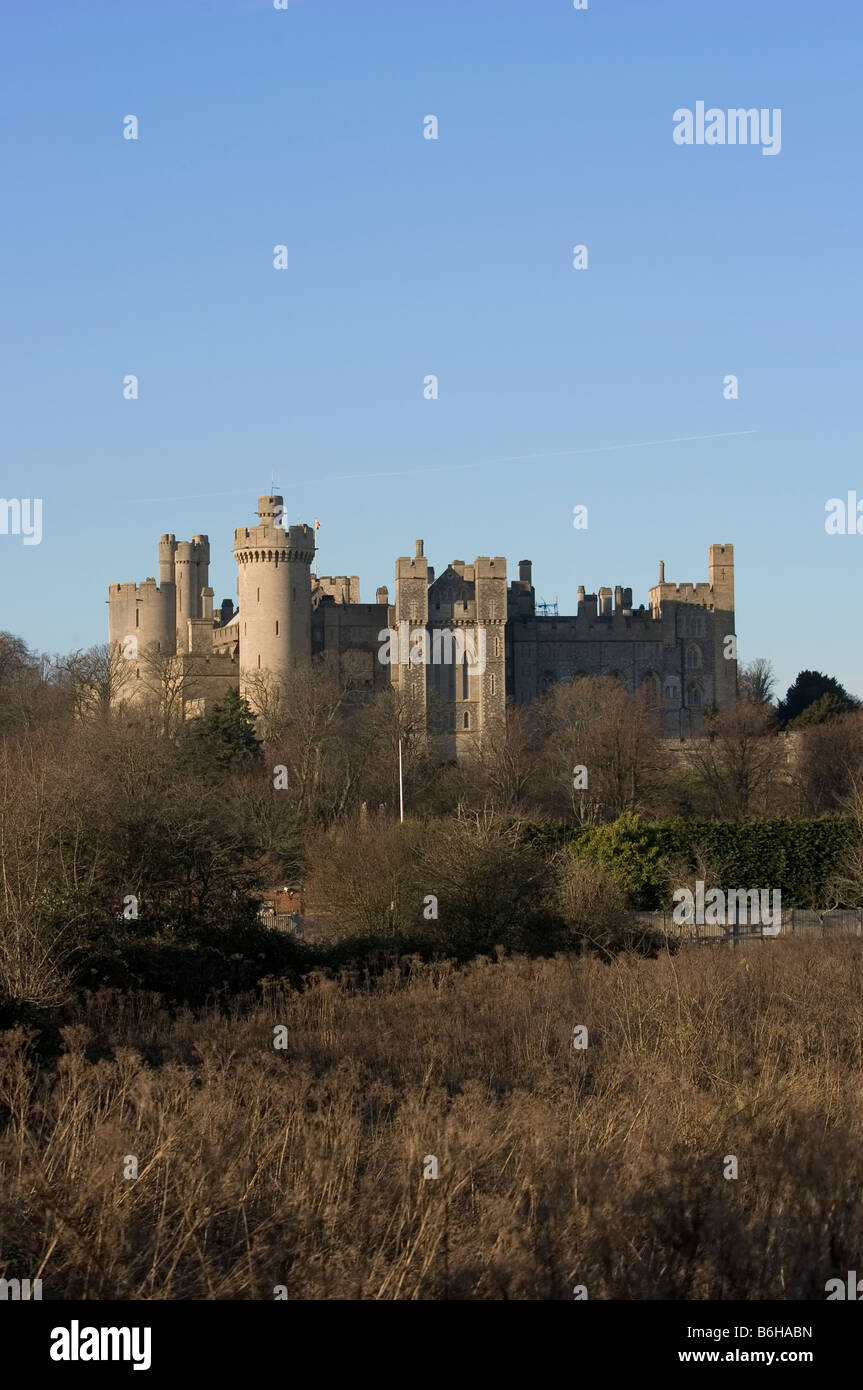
415, 818, 568, 958
573, 813, 667, 908
554, 852, 672, 958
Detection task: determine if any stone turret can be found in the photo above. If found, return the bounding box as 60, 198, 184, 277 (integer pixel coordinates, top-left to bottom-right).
233, 495, 315, 703
159, 533, 177, 586
173, 535, 210, 650
393, 539, 429, 714
473, 555, 507, 739
648, 543, 734, 615
108, 576, 175, 660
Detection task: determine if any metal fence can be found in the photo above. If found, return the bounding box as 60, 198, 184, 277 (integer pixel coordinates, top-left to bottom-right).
633, 908, 863, 943
259, 911, 305, 937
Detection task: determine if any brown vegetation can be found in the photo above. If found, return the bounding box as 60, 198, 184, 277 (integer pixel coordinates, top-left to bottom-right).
2, 939, 862, 1299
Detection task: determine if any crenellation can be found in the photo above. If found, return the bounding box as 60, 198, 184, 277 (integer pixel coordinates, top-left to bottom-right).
313, 575, 360, 606
107, 496, 736, 743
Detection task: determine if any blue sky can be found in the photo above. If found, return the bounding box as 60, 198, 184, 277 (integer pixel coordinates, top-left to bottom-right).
1, 0, 861, 700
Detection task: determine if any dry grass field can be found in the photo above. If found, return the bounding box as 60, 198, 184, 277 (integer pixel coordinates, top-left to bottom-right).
2, 937, 862, 1300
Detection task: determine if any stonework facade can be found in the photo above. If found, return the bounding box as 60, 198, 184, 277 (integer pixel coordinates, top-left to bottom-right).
508, 545, 736, 737
108, 494, 737, 747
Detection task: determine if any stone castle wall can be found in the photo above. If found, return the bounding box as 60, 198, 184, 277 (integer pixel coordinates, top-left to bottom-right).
108, 495, 736, 744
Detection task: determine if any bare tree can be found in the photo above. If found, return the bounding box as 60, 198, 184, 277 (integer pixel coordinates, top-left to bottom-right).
242, 669, 291, 744
470, 704, 537, 813
267, 666, 350, 818
787, 710, 863, 815
738, 657, 776, 706
0, 631, 65, 732
54, 642, 135, 717
825, 775, 863, 909
347, 685, 431, 816
137, 645, 194, 733
535, 677, 661, 822
683, 698, 778, 817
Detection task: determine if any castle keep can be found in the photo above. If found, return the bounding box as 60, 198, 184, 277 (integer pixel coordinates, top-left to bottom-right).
108, 494, 736, 748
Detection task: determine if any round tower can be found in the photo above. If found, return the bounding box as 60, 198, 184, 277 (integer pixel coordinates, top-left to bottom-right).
107, 577, 175, 661
159, 533, 177, 585
233, 495, 315, 701
174, 540, 198, 638
192, 534, 210, 596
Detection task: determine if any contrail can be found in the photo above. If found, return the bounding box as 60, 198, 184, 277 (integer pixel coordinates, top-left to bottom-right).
122, 429, 755, 503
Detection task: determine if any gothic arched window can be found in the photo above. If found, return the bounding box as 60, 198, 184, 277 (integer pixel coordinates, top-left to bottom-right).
641, 671, 660, 706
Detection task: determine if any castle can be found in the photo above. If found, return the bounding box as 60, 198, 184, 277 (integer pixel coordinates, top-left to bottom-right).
108, 494, 737, 750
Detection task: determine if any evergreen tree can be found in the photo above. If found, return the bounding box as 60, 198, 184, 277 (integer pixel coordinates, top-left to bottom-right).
186, 688, 263, 768
777, 670, 859, 729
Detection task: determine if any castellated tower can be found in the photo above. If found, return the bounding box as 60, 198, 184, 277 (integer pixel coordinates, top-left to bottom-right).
393, 541, 429, 716
108, 575, 176, 658
159, 534, 177, 589
473, 556, 507, 739
171, 534, 210, 649
233, 495, 315, 701
708, 543, 736, 709
645, 542, 736, 732
108, 529, 233, 715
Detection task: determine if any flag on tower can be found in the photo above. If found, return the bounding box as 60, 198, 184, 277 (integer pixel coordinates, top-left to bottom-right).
315, 520, 321, 529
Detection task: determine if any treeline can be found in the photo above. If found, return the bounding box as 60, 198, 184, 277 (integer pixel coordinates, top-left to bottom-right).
3, 632, 863, 822
2, 630, 863, 1012
0, 665, 671, 1012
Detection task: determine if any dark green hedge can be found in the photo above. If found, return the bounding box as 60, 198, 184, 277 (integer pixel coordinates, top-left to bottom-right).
648, 817, 855, 909
519, 814, 856, 910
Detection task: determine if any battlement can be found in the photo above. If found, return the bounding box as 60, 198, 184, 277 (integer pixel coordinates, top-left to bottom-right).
648, 544, 735, 614
234, 523, 316, 563
474, 556, 506, 580
650, 580, 713, 602
315, 574, 360, 605
396, 552, 429, 578
109, 577, 171, 599
529, 606, 658, 636
233, 495, 316, 563
108, 575, 176, 658
106, 498, 737, 744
